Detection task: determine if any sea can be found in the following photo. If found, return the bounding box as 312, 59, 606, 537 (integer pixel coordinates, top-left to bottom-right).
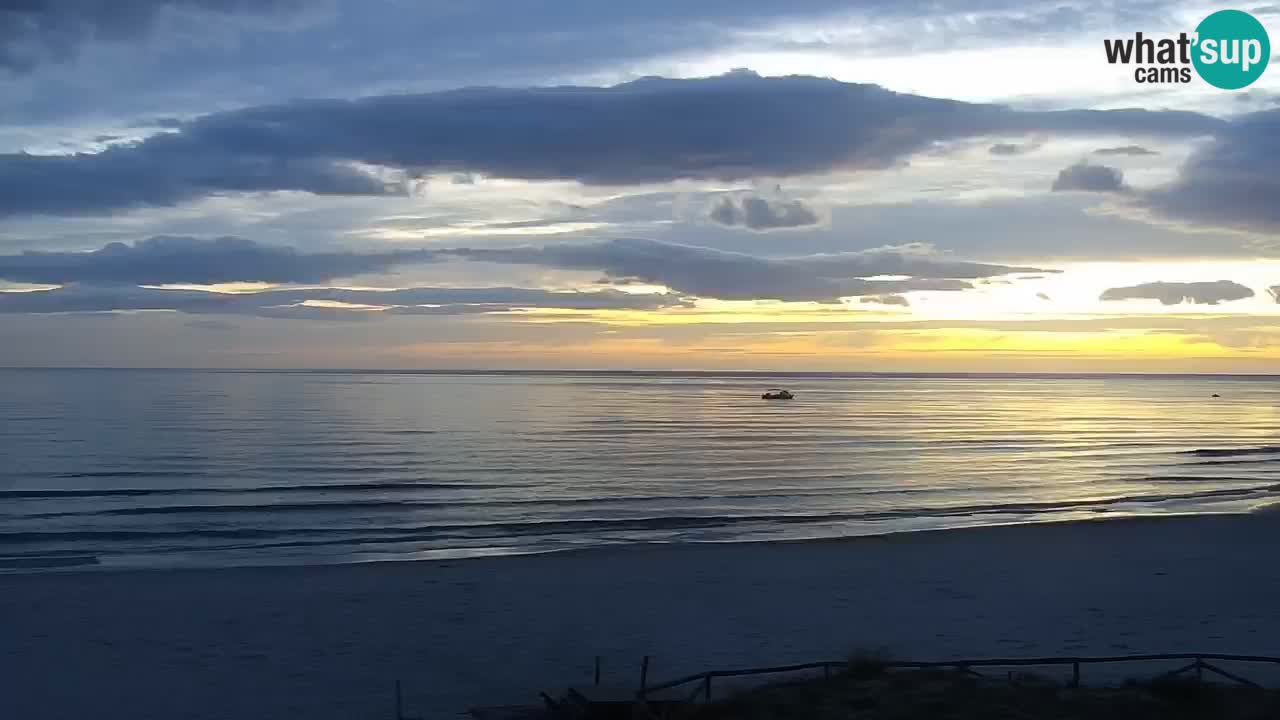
2, 369, 1278, 573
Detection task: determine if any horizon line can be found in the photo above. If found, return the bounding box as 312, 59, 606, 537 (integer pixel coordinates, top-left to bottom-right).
3, 367, 1280, 380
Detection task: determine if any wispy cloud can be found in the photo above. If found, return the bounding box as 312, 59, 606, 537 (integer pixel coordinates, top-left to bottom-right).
859, 294, 909, 306
443, 238, 1050, 302
0, 236, 437, 285
0, 283, 687, 318
1093, 145, 1159, 156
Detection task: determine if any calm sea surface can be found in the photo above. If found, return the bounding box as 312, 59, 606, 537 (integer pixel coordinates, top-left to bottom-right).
2, 369, 1278, 572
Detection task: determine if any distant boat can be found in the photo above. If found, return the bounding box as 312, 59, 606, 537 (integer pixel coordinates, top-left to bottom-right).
761, 388, 794, 400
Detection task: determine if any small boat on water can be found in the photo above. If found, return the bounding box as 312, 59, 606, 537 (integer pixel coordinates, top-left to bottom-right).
761, 388, 794, 400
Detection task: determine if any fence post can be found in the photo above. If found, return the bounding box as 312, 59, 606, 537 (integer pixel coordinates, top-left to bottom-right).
395, 679, 403, 720
1072, 662, 1080, 688
594, 656, 601, 686
640, 656, 650, 696
1196, 657, 1203, 684
823, 663, 831, 679
704, 675, 712, 701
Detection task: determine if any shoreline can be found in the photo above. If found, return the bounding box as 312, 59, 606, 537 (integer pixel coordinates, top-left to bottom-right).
0, 508, 1262, 578
5, 512, 1280, 719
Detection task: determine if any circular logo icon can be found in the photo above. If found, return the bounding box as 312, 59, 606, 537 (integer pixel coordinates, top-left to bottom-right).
1193, 10, 1270, 89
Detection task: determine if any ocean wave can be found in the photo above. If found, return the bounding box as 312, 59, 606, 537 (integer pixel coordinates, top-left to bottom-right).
1122, 475, 1274, 483
47, 462, 451, 479
36, 499, 441, 516
217, 464, 430, 474
0, 554, 99, 570
377, 430, 439, 435
1185, 446, 1280, 458
17, 486, 956, 518
52, 470, 210, 479
0, 481, 498, 499
7, 484, 1275, 547
1188, 458, 1280, 466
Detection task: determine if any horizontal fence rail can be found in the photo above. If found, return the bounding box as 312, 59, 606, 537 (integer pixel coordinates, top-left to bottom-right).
638, 653, 1280, 702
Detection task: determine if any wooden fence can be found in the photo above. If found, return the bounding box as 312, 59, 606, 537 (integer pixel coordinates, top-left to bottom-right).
637, 652, 1280, 703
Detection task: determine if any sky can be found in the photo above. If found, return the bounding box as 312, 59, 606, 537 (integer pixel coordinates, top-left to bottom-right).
2, 0, 1279, 371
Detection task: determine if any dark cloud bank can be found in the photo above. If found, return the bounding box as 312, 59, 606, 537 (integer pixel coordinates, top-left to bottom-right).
0, 0, 1006, 75
1099, 280, 1255, 306
0, 71, 1224, 218
1141, 110, 1280, 233
0, 235, 1052, 312
988, 140, 1043, 156
0, 0, 297, 73
1051, 161, 1129, 193
1062, 111, 1280, 235
708, 194, 821, 230
1093, 145, 1158, 156
0, 235, 437, 285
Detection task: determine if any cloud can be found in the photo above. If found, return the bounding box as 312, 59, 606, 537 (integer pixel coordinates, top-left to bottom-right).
1141, 110, 1280, 233
183, 318, 236, 330
1232, 88, 1280, 105
779, 242, 1054, 279
0, 1, 298, 73
707, 194, 820, 230
1051, 161, 1129, 193
0, 72, 1223, 217
442, 238, 1051, 302
1099, 280, 1255, 306
0, 284, 687, 317
0, 235, 1052, 298
0, 236, 438, 285
2, 1, 1178, 133
988, 140, 1042, 156
859, 294, 909, 306
1093, 145, 1159, 156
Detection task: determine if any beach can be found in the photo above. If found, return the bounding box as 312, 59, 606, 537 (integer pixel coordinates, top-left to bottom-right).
4, 513, 1280, 719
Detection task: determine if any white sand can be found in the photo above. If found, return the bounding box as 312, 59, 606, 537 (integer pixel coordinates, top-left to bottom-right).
4, 514, 1280, 719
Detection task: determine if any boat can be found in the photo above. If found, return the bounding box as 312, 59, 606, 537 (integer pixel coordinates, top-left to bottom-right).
761, 388, 794, 400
